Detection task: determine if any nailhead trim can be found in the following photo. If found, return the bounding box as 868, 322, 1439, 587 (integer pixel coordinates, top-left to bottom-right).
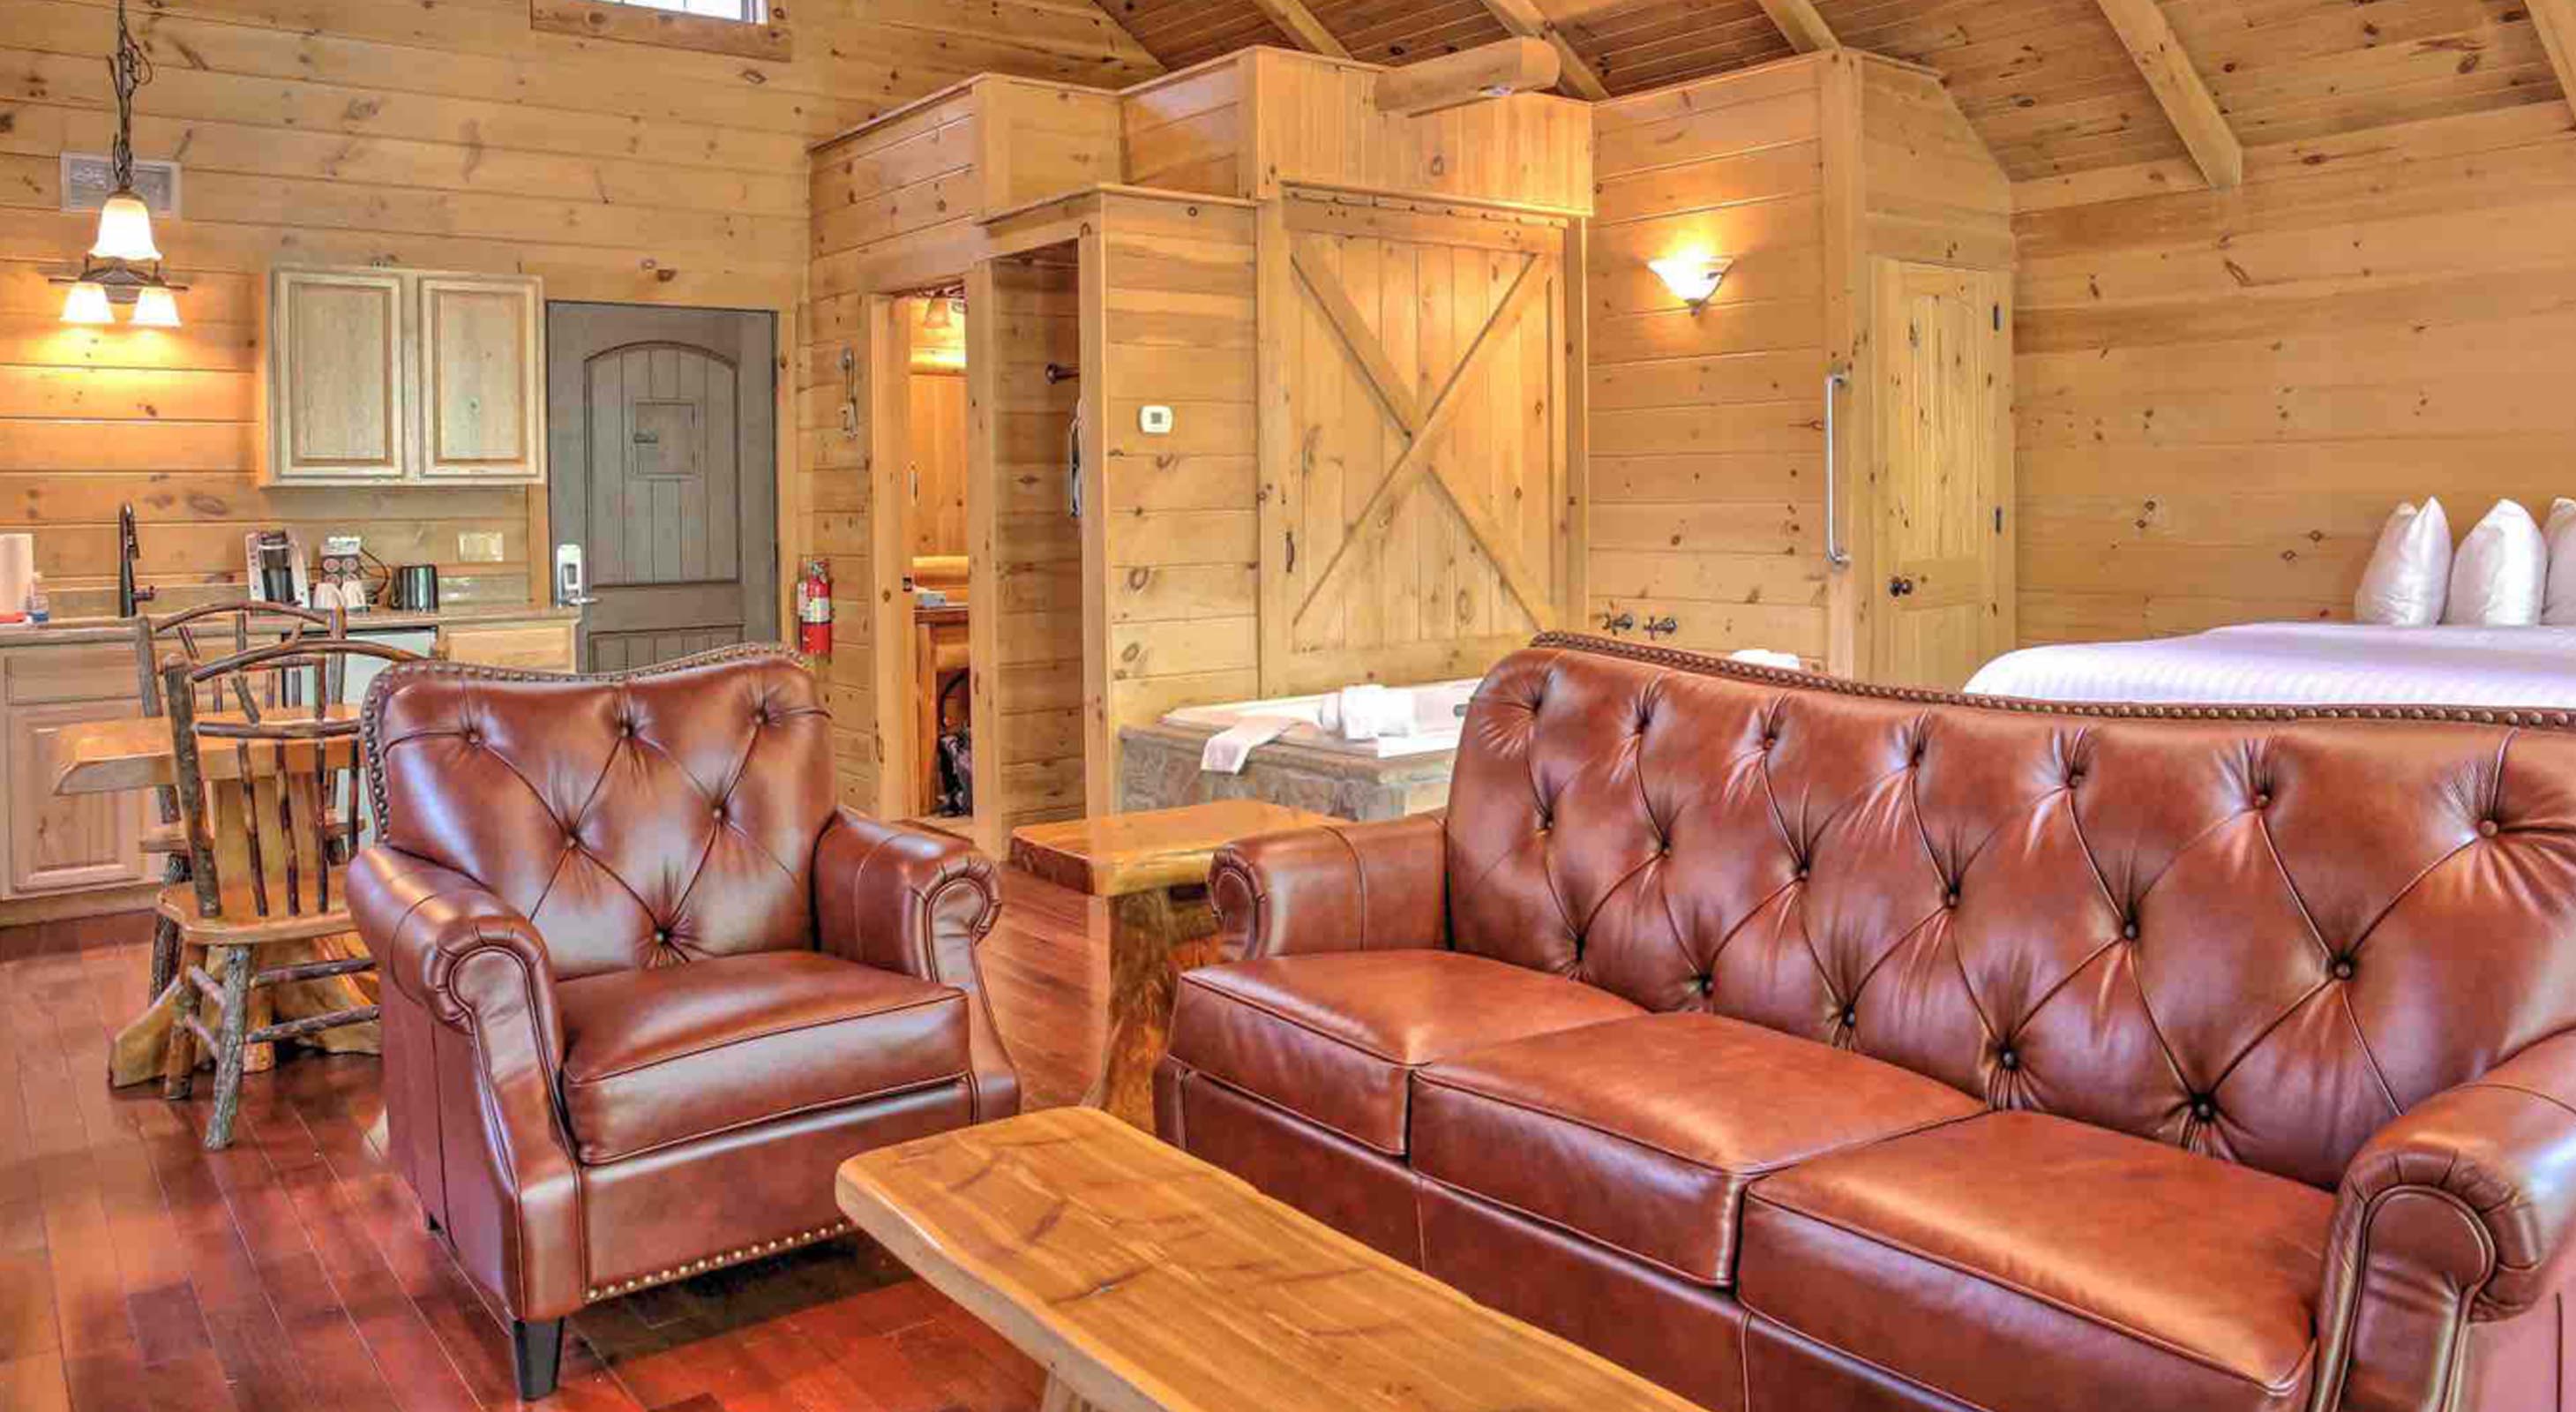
582, 1218, 855, 1303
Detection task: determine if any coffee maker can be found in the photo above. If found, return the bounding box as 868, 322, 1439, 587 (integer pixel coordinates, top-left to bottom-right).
245, 529, 311, 606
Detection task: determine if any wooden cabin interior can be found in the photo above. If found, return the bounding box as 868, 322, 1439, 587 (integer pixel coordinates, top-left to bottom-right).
12, 2, 2576, 1409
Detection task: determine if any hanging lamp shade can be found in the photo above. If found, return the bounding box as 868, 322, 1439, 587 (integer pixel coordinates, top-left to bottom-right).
131, 284, 182, 328
60, 282, 115, 325
89, 189, 162, 262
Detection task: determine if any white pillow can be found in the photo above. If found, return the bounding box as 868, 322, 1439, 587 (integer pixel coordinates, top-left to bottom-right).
2445, 499, 2546, 626
2353, 498, 2450, 626
2543, 498, 2576, 625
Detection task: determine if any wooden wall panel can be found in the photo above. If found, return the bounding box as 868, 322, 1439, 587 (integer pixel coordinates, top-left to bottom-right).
2012, 102, 2576, 643
970, 255, 1088, 835
1587, 59, 1834, 664
908, 372, 970, 558
1248, 49, 1595, 214
1121, 62, 1251, 198
1093, 195, 1262, 812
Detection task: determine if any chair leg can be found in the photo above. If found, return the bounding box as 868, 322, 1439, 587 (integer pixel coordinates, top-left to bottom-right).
146, 854, 188, 998
162, 941, 206, 1100
512, 1318, 565, 1401
204, 944, 254, 1151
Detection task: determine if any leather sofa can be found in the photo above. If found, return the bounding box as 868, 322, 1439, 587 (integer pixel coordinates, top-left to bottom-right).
1157, 635, 2576, 1412
348, 647, 1016, 1398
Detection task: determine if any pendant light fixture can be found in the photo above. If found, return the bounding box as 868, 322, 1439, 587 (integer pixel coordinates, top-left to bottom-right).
54, 0, 184, 326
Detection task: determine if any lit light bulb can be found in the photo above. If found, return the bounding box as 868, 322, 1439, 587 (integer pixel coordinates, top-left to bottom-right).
131, 284, 182, 328
88, 189, 162, 263
60, 281, 114, 325
1648, 253, 1734, 309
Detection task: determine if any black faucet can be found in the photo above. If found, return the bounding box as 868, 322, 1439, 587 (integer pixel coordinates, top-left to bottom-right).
117, 502, 155, 619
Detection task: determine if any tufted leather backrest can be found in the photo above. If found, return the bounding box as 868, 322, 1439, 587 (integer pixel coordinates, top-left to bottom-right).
1446, 637, 2576, 1189
364, 647, 837, 980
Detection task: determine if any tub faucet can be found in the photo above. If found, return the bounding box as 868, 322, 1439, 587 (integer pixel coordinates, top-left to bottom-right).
117, 503, 155, 619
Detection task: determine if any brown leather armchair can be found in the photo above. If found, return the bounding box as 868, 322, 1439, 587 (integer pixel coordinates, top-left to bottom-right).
348, 647, 1017, 1399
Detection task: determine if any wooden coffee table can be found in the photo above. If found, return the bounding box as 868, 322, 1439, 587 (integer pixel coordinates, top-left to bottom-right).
835, 1107, 1704, 1412
1009, 800, 1332, 1130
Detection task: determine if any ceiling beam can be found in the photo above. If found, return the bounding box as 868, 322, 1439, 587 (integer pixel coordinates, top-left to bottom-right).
1475, 0, 1612, 101
2531, 0, 2576, 121
2093, 0, 2243, 190
1375, 38, 1561, 116
1251, 0, 1353, 59
1756, 0, 1839, 52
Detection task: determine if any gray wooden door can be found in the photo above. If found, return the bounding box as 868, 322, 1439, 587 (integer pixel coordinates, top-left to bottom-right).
546, 303, 778, 672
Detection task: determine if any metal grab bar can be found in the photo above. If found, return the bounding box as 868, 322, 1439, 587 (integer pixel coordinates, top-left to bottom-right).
1823, 364, 1853, 569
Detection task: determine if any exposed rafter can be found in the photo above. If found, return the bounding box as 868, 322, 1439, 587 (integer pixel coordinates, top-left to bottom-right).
1756, 0, 1839, 52
1250, 0, 1353, 59
1375, 38, 1561, 116
2532, 0, 2576, 122
1475, 0, 1612, 101
2092, 0, 2243, 190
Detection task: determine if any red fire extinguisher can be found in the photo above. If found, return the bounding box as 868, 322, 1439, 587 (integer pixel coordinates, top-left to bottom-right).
797, 559, 834, 657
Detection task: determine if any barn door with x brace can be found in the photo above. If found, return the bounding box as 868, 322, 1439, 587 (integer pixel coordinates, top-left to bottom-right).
1257, 195, 1570, 695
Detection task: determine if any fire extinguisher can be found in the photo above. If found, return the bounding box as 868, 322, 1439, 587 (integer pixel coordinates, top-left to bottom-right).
797, 559, 833, 657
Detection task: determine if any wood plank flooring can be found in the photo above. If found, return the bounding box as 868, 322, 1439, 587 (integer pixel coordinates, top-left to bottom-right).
0, 869, 1112, 1412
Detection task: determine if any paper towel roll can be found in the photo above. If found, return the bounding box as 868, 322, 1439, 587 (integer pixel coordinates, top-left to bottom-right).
0, 534, 34, 620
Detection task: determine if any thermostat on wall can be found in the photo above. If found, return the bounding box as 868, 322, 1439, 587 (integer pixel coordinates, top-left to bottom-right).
1138, 404, 1174, 435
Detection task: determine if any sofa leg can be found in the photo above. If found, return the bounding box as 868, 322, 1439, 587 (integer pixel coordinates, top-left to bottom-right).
512, 1318, 564, 1401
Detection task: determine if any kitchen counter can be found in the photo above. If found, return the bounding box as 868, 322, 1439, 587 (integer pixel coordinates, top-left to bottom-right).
0, 602, 580, 648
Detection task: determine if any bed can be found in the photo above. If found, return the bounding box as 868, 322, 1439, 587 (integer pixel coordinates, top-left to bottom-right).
1965, 622, 2576, 708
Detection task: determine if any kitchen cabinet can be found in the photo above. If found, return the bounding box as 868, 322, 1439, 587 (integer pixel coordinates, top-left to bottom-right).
438, 619, 577, 672
1, 648, 147, 901
262, 266, 545, 487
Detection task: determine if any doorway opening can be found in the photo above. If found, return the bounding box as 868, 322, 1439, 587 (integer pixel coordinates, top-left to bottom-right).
871, 246, 1088, 854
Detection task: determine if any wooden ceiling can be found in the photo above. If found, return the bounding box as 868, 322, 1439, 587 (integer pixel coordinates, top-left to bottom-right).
1082, 0, 2575, 181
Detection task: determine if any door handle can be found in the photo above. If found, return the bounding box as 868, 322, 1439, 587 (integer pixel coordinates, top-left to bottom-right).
1823, 365, 1853, 570
1600, 610, 1636, 635
1888, 575, 1916, 598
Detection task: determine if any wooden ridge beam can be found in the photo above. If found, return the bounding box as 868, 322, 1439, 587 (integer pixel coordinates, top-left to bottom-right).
2532, 0, 2576, 121
1756, 0, 1839, 52
1474, 0, 1613, 101
2093, 0, 2243, 191
1251, 0, 1353, 59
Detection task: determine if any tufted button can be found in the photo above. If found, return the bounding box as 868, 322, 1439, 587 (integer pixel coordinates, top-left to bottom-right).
1762, 732, 1778, 749
1996, 1047, 2019, 1071
1659, 841, 1674, 858
1838, 1005, 1857, 1027
2122, 920, 2139, 941
1944, 889, 1959, 909
713, 801, 728, 820
2066, 766, 2086, 785
1794, 864, 1810, 881
2480, 818, 2501, 837
2331, 956, 2355, 980
564, 833, 579, 850
1695, 974, 1713, 995
2254, 792, 2272, 809
652, 928, 670, 944
461, 729, 482, 747
2190, 1096, 2217, 1122
618, 721, 637, 738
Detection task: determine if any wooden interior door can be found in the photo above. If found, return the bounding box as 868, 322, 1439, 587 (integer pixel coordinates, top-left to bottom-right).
547, 303, 779, 672
1260, 202, 1569, 693
1871, 260, 2013, 691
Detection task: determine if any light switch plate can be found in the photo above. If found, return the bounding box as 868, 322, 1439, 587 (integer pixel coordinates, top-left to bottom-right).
1139, 404, 1174, 435
458, 530, 507, 564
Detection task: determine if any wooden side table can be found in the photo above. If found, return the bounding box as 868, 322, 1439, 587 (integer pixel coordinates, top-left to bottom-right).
1009, 800, 1333, 1130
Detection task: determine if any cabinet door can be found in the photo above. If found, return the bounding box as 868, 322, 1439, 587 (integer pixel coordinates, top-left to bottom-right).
438, 620, 576, 672
7, 701, 147, 897
419, 275, 544, 482
270, 269, 407, 483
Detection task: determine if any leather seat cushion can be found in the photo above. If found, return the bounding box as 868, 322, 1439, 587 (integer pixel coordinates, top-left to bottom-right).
1167, 950, 1643, 1154
557, 950, 967, 1162
1412, 1012, 1983, 1285
1738, 1111, 2333, 1412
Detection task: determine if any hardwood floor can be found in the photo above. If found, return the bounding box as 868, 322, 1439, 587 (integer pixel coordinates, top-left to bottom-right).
0, 869, 1112, 1412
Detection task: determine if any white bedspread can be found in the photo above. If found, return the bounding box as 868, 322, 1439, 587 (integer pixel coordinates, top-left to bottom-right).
1965, 623, 2576, 708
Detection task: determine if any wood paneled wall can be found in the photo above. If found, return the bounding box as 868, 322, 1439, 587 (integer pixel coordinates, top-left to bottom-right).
2013, 102, 2576, 643
2, 0, 1149, 620
969, 253, 1086, 834
1587, 59, 1833, 663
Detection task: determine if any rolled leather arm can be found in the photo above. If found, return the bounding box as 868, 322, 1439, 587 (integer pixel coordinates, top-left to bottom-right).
348, 846, 585, 1321
1209, 811, 1449, 962
812, 808, 1019, 1123
2316, 1030, 2576, 1412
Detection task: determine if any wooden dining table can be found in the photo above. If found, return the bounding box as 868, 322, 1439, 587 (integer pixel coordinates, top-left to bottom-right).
54, 706, 381, 1088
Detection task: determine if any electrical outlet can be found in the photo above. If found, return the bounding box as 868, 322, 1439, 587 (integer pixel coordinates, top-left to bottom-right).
458, 530, 507, 564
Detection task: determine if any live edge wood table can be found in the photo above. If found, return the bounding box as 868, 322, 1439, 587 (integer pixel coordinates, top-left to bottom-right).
1008, 800, 1333, 1130
53, 708, 379, 1087
837, 1107, 1703, 1412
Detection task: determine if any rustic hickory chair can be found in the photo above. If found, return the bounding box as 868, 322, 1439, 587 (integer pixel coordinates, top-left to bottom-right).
1163, 634, 2576, 1412
160, 635, 420, 1150
348, 646, 1019, 1399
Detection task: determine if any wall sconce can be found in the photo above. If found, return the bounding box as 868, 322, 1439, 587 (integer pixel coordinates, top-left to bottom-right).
1650, 253, 1735, 311
53, 1, 185, 327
